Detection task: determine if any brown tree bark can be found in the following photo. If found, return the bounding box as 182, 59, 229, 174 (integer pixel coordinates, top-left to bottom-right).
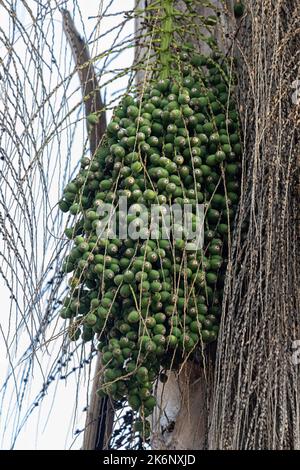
82, 354, 114, 450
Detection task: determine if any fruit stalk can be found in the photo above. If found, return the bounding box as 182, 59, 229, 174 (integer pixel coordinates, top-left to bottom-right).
160, 0, 174, 79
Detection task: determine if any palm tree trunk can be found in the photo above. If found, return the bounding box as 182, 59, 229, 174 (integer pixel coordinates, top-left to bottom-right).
82, 354, 114, 450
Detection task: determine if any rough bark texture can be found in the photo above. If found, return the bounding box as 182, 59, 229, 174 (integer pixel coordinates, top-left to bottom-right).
209, 0, 300, 449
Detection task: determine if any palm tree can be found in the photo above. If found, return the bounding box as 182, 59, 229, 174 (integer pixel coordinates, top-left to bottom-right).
0, 0, 299, 450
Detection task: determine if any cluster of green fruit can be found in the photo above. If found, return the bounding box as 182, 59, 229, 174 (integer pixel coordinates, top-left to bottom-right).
58, 49, 241, 431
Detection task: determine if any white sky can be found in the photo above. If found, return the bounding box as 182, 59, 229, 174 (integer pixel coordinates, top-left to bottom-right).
0, 0, 134, 450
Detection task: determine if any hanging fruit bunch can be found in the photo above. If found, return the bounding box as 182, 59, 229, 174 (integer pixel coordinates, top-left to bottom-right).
58, 0, 241, 437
